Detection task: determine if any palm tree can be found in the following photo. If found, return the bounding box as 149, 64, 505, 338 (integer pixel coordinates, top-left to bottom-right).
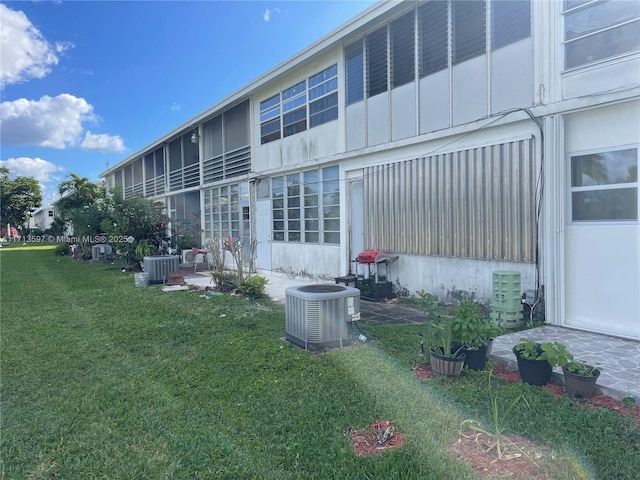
57, 174, 103, 219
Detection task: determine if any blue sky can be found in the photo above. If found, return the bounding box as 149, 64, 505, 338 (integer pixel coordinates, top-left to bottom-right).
0, 0, 376, 206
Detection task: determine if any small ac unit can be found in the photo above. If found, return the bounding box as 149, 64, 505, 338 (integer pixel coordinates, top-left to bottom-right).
91, 244, 112, 262
143, 255, 180, 284
285, 284, 360, 351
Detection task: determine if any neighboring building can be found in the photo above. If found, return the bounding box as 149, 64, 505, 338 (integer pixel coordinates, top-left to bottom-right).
27, 206, 55, 232
101, 0, 640, 340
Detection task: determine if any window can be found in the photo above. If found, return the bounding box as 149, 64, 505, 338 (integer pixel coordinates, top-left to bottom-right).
260, 94, 281, 144
260, 66, 338, 144
303, 170, 319, 243
345, 41, 364, 105
309, 65, 338, 127
563, 0, 640, 69
492, 0, 531, 50
272, 177, 285, 241
48, 210, 54, 217
367, 26, 388, 97
453, 0, 486, 65
287, 173, 301, 241
391, 11, 415, 88
322, 166, 340, 244
203, 183, 249, 240
570, 147, 638, 222
283, 81, 307, 138
419, 1, 448, 77
271, 166, 340, 244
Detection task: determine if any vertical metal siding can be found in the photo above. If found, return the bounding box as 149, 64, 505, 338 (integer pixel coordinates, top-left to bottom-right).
364, 138, 536, 262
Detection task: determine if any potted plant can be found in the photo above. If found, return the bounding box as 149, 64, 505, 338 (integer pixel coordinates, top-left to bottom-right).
562, 360, 601, 399
512, 337, 573, 386
451, 301, 500, 371
426, 320, 466, 378
134, 239, 153, 270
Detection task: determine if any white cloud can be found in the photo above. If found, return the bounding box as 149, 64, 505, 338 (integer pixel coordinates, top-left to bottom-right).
0, 157, 63, 183
1, 94, 97, 149
0, 157, 65, 204
263, 8, 280, 22
81, 131, 126, 153
0, 4, 72, 88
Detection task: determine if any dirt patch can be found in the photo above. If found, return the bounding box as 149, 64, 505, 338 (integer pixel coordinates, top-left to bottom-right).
449, 430, 560, 479
346, 420, 406, 456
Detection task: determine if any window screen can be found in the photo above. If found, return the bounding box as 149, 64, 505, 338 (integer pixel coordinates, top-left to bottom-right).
453, 0, 486, 65
367, 27, 388, 97
492, 0, 531, 51
419, 0, 448, 76
391, 11, 415, 88
345, 41, 364, 105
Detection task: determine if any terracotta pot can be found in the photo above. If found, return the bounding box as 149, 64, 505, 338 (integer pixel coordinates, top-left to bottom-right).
562, 367, 601, 399
512, 346, 552, 386
430, 350, 466, 378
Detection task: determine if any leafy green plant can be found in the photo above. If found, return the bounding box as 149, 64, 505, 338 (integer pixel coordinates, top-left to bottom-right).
514, 337, 573, 367
54, 242, 70, 256
564, 359, 601, 377
450, 300, 500, 349
134, 238, 153, 261
415, 289, 442, 320
239, 275, 269, 299
426, 319, 465, 358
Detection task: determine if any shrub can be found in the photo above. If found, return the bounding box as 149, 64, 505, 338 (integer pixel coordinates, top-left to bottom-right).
55, 243, 70, 256
238, 275, 269, 299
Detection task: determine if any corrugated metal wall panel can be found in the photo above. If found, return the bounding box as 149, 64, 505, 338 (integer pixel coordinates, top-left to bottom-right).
364, 138, 536, 262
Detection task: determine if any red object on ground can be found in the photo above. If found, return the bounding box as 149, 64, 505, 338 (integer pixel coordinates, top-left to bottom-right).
356, 250, 380, 263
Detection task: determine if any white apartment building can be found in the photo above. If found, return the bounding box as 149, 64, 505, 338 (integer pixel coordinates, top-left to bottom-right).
101, 0, 640, 339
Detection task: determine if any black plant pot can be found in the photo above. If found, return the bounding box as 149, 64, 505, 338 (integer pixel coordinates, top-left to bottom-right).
512, 346, 552, 386
463, 344, 489, 371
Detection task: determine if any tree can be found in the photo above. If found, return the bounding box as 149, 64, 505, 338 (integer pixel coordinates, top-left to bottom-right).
0, 166, 43, 234
57, 173, 104, 221
99, 187, 170, 264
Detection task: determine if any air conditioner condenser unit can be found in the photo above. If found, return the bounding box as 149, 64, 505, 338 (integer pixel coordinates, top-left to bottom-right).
143, 255, 180, 284
285, 284, 360, 351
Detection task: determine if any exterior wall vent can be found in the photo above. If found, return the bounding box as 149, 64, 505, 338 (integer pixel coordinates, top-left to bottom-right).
143, 255, 180, 284
285, 284, 360, 350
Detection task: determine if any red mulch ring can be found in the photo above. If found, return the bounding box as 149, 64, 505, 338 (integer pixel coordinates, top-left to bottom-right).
347, 420, 406, 456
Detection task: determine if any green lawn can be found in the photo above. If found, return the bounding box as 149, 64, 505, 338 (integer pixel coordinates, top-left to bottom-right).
1, 246, 638, 479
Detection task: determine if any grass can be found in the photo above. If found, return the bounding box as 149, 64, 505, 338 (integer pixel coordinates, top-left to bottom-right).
1, 245, 638, 479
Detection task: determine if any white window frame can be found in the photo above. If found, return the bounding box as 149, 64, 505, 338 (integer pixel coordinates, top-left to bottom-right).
271, 166, 340, 245
567, 144, 639, 225
259, 65, 338, 145
562, 0, 640, 70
